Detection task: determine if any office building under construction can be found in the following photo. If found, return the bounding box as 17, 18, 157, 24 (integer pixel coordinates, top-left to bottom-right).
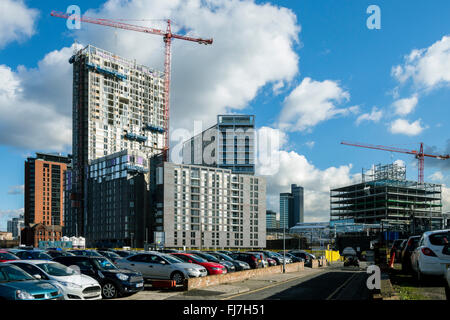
330, 163, 446, 234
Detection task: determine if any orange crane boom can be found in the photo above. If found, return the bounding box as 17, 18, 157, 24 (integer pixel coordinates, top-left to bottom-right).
51, 10, 213, 160
341, 141, 449, 184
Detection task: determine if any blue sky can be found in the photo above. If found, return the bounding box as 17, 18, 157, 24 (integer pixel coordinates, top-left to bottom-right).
0, 0, 449, 228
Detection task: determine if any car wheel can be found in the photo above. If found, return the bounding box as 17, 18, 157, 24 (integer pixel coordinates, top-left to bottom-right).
102, 282, 118, 299
171, 271, 185, 285
415, 263, 424, 283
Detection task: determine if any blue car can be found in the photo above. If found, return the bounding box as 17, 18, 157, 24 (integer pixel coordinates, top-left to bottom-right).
0, 264, 63, 300
14, 250, 52, 260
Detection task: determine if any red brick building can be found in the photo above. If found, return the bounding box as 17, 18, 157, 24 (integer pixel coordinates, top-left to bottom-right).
21, 223, 63, 248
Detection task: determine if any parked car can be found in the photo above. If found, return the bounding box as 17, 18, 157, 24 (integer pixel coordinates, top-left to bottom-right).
155, 249, 180, 254
14, 250, 52, 261
401, 235, 421, 273
253, 250, 287, 266
45, 250, 75, 259
343, 255, 359, 267
171, 253, 227, 275
228, 252, 263, 269
187, 251, 236, 273
68, 250, 103, 257
283, 252, 304, 263
288, 251, 315, 265
109, 250, 133, 258
206, 252, 250, 271
247, 252, 270, 267
97, 250, 122, 263
116, 252, 207, 284
9, 260, 101, 300
0, 250, 19, 263
411, 229, 450, 281
0, 263, 63, 300
52, 256, 143, 299
217, 250, 233, 255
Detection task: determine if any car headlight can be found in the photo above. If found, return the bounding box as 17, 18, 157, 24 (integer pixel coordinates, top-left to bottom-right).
184, 268, 195, 272
239, 262, 247, 267
116, 273, 129, 281
16, 290, 35, 300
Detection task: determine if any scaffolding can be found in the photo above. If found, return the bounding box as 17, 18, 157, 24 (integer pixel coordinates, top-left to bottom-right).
330, 163, 445, 234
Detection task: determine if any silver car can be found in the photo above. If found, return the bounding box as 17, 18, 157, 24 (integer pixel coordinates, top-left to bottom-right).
115, 252, 207, 284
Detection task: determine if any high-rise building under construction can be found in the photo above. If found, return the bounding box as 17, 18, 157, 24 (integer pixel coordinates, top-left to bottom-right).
65, 45, 166, 237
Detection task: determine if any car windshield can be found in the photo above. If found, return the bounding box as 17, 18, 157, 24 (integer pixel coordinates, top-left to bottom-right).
189, 255, 208, 263
217, 253, 233, 261
429, 232, 450, 246
36, 252, 52, 260
37, 262, 77, 276
0, 252, 18, 260
0, 265, 35, 282
199, 253, 220, 263
161, 254, 184, 264
91, 257, 117, 271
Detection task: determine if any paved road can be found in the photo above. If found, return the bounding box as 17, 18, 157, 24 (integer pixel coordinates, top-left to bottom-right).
224, 265, 370, 300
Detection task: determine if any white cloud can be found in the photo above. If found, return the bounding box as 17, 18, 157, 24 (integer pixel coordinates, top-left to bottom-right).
355, 107, 383, 125
0, 45, 77, 151
0, 0, 38, 48
392, 35, 450, 90
257, 127, 359, 222
389, 118, 426, 136
73, 0, 300, 133
278, 77, 352, 132
305, 141, 315, 148
428, 171, 444, 182
392, 94, 418, 116
7, 185, 24, 195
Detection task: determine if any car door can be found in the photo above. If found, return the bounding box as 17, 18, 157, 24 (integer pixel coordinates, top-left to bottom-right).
146, 254, 170, 279
122, 254, 148, 276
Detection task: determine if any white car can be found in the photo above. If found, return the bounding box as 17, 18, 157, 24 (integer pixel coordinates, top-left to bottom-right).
9, 260, 102, 300
115, 252, 207, 284
410, 229, 450, 281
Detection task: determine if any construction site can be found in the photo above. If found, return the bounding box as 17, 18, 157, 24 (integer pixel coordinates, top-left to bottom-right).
330, 163, 447, 236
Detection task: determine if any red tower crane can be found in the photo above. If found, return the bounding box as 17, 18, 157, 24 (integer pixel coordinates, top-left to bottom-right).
50, 10, 213, 160
341, 141, 449, 184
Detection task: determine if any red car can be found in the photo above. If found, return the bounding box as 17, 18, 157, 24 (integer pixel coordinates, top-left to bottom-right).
0, 250, 19, 263
171, 253, 227, 275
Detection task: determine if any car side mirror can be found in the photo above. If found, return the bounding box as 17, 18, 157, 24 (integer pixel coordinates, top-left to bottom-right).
33, 274, 42, 280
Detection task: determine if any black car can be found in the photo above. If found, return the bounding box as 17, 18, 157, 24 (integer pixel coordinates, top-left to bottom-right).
228, 252, 263, 269
401, 235, 421, 273
284, 252, 304, 263
97, 250, 123, 263
187, 251, 236, 273
68, 250, 103, 257
206, 252, 251, 271
288, 251, 314, 266
45, 250, 75, 258
52, 256, 144, 299
14, 250, 53, 260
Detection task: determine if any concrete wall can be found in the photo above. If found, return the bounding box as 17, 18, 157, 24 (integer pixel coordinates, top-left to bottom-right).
186, 262, 305, 291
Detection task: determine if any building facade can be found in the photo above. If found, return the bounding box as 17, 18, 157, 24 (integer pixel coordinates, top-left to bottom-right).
7, 215, 24, 239
21, 223, 63, 248
152, 162, 266, 249
24, 153, 71, 238
182, 115, 255, 175
67, 45, 166, 237
85, 149, 150, 248
330, 163, 445, 234
280, 184, 304, 230
266, 210, 277, 230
